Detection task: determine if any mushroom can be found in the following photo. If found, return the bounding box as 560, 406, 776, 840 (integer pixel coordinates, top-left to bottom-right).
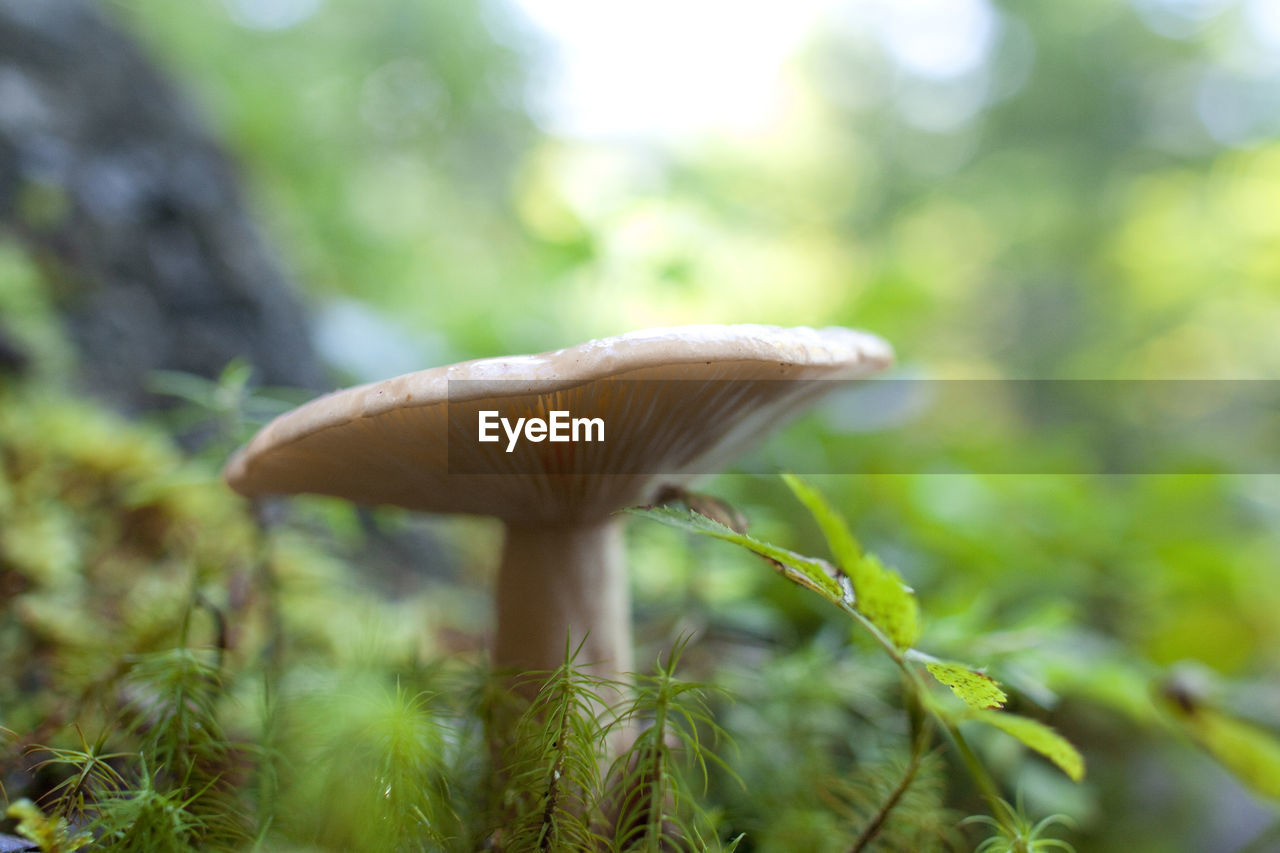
223, 324, 891, 697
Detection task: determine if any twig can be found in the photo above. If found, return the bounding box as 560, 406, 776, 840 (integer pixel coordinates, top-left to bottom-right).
849, 713, 934, 853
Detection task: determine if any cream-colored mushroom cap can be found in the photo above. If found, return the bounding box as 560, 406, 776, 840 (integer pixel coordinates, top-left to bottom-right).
224, 324, 892, 523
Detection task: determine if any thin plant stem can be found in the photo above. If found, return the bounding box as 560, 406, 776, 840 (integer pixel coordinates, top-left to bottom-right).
646, 692, 670, 853
848, 715, 934, 853
835, 598, 1011, 830
538, 681, 574, 852
939, 718, 1005, 819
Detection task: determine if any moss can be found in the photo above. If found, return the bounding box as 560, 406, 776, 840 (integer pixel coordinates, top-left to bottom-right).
0, 389, 255, 728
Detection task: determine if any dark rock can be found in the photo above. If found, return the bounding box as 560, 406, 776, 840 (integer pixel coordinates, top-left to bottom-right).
0, 0, 325, 409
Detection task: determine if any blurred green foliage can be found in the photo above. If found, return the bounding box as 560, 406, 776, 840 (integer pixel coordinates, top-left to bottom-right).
3, 0, 1280, 849
0, 386, 253, 733
110, 0, 1280, 378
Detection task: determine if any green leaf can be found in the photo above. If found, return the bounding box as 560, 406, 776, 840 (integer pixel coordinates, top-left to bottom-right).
627, 506, 847, 604
780, 475, 920, 650
6, 799, 92, 852
853, 554, 922, 650
780, 473, 862, 569
925, 660, 1007, 710
1170, 705, 1280, 802
970, 712, 1085, 782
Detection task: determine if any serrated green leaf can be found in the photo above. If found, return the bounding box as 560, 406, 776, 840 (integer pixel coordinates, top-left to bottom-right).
970, 711, 1085, 782
627, 506, 846, 603
780, 476, 921, 650
1171, 705, 1280, 802
925, 661, 1007, 710
780, 474, 863, 569
853, 554, 922, 650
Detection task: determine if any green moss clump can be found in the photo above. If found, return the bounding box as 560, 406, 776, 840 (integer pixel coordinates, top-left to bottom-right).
0, 387, 258, 735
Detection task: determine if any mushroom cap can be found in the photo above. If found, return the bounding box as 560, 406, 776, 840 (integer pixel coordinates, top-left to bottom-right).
224, 324, 892, 523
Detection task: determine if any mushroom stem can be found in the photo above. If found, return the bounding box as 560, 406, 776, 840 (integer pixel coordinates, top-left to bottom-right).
494, 519, 633, 689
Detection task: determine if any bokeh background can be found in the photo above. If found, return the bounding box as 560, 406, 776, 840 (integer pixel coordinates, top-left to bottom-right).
2, 0, 1280, 850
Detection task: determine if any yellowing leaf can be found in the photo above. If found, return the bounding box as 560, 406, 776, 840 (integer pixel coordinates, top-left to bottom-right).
6, 799, 92, 852
971, 711, 1085, 782
926, 661, 1007, 710
853, 554, 922, 650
